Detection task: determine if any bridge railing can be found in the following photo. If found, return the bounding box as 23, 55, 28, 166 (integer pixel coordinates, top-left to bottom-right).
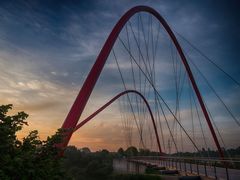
128, 156, 240, 180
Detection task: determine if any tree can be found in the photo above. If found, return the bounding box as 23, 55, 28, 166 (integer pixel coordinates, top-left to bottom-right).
139, 148, 150, 156
63, 146, 114, 179
81, 147, 91, 153
125, 146, 138, 157
117, 147, 125, 157
0, 104, 65, 179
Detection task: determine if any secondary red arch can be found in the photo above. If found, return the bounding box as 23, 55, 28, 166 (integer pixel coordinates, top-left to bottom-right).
74, 90, 162, 154
61, 5, 224, 158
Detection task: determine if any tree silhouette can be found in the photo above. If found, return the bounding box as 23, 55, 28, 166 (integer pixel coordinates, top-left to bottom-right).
0, 104, 64, 179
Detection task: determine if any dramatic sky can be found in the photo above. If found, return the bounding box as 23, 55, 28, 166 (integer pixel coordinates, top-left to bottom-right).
0, 0, 239, 151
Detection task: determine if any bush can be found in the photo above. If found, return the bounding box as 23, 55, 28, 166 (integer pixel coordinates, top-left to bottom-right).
0, 104, 65, 179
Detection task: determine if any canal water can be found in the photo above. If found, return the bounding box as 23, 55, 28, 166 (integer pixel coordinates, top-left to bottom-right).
113, 159, 146, 174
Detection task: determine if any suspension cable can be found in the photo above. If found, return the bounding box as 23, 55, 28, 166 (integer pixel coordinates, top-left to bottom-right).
175, 31, 240, 87
118, 37, 201, 152
187, 54, 240, 127
112, 49, 146, 147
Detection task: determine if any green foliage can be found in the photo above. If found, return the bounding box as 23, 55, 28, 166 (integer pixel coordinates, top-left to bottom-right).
139, 149, 151, 156
116, 147, 159, 157
117, 148, 125, 157
63, 146, 113, 179
0, 104, 65, 179
81, 147, 91, 153
125, 146, 138, 157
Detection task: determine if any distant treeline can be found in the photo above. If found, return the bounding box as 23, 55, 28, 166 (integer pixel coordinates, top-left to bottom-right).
67, 145, 240, 159
171, 147, 240, 158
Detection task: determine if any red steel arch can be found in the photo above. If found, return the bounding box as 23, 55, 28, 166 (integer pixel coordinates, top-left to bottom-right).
74, 90, 162, 154
61, 5, 224, 158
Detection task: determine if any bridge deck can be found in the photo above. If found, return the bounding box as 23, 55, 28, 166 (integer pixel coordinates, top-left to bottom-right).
130, 159, 240, 180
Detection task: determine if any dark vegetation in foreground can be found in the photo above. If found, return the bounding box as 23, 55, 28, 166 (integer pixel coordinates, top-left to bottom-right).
0, 104, 65, 179
1, 104, 240, 179
0, 104, 161, 179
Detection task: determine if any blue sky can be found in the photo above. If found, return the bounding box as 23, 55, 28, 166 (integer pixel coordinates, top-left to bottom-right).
0, 0, 239, 151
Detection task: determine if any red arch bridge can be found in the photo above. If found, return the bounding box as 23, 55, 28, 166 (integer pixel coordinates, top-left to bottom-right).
58, 6, 240, 180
